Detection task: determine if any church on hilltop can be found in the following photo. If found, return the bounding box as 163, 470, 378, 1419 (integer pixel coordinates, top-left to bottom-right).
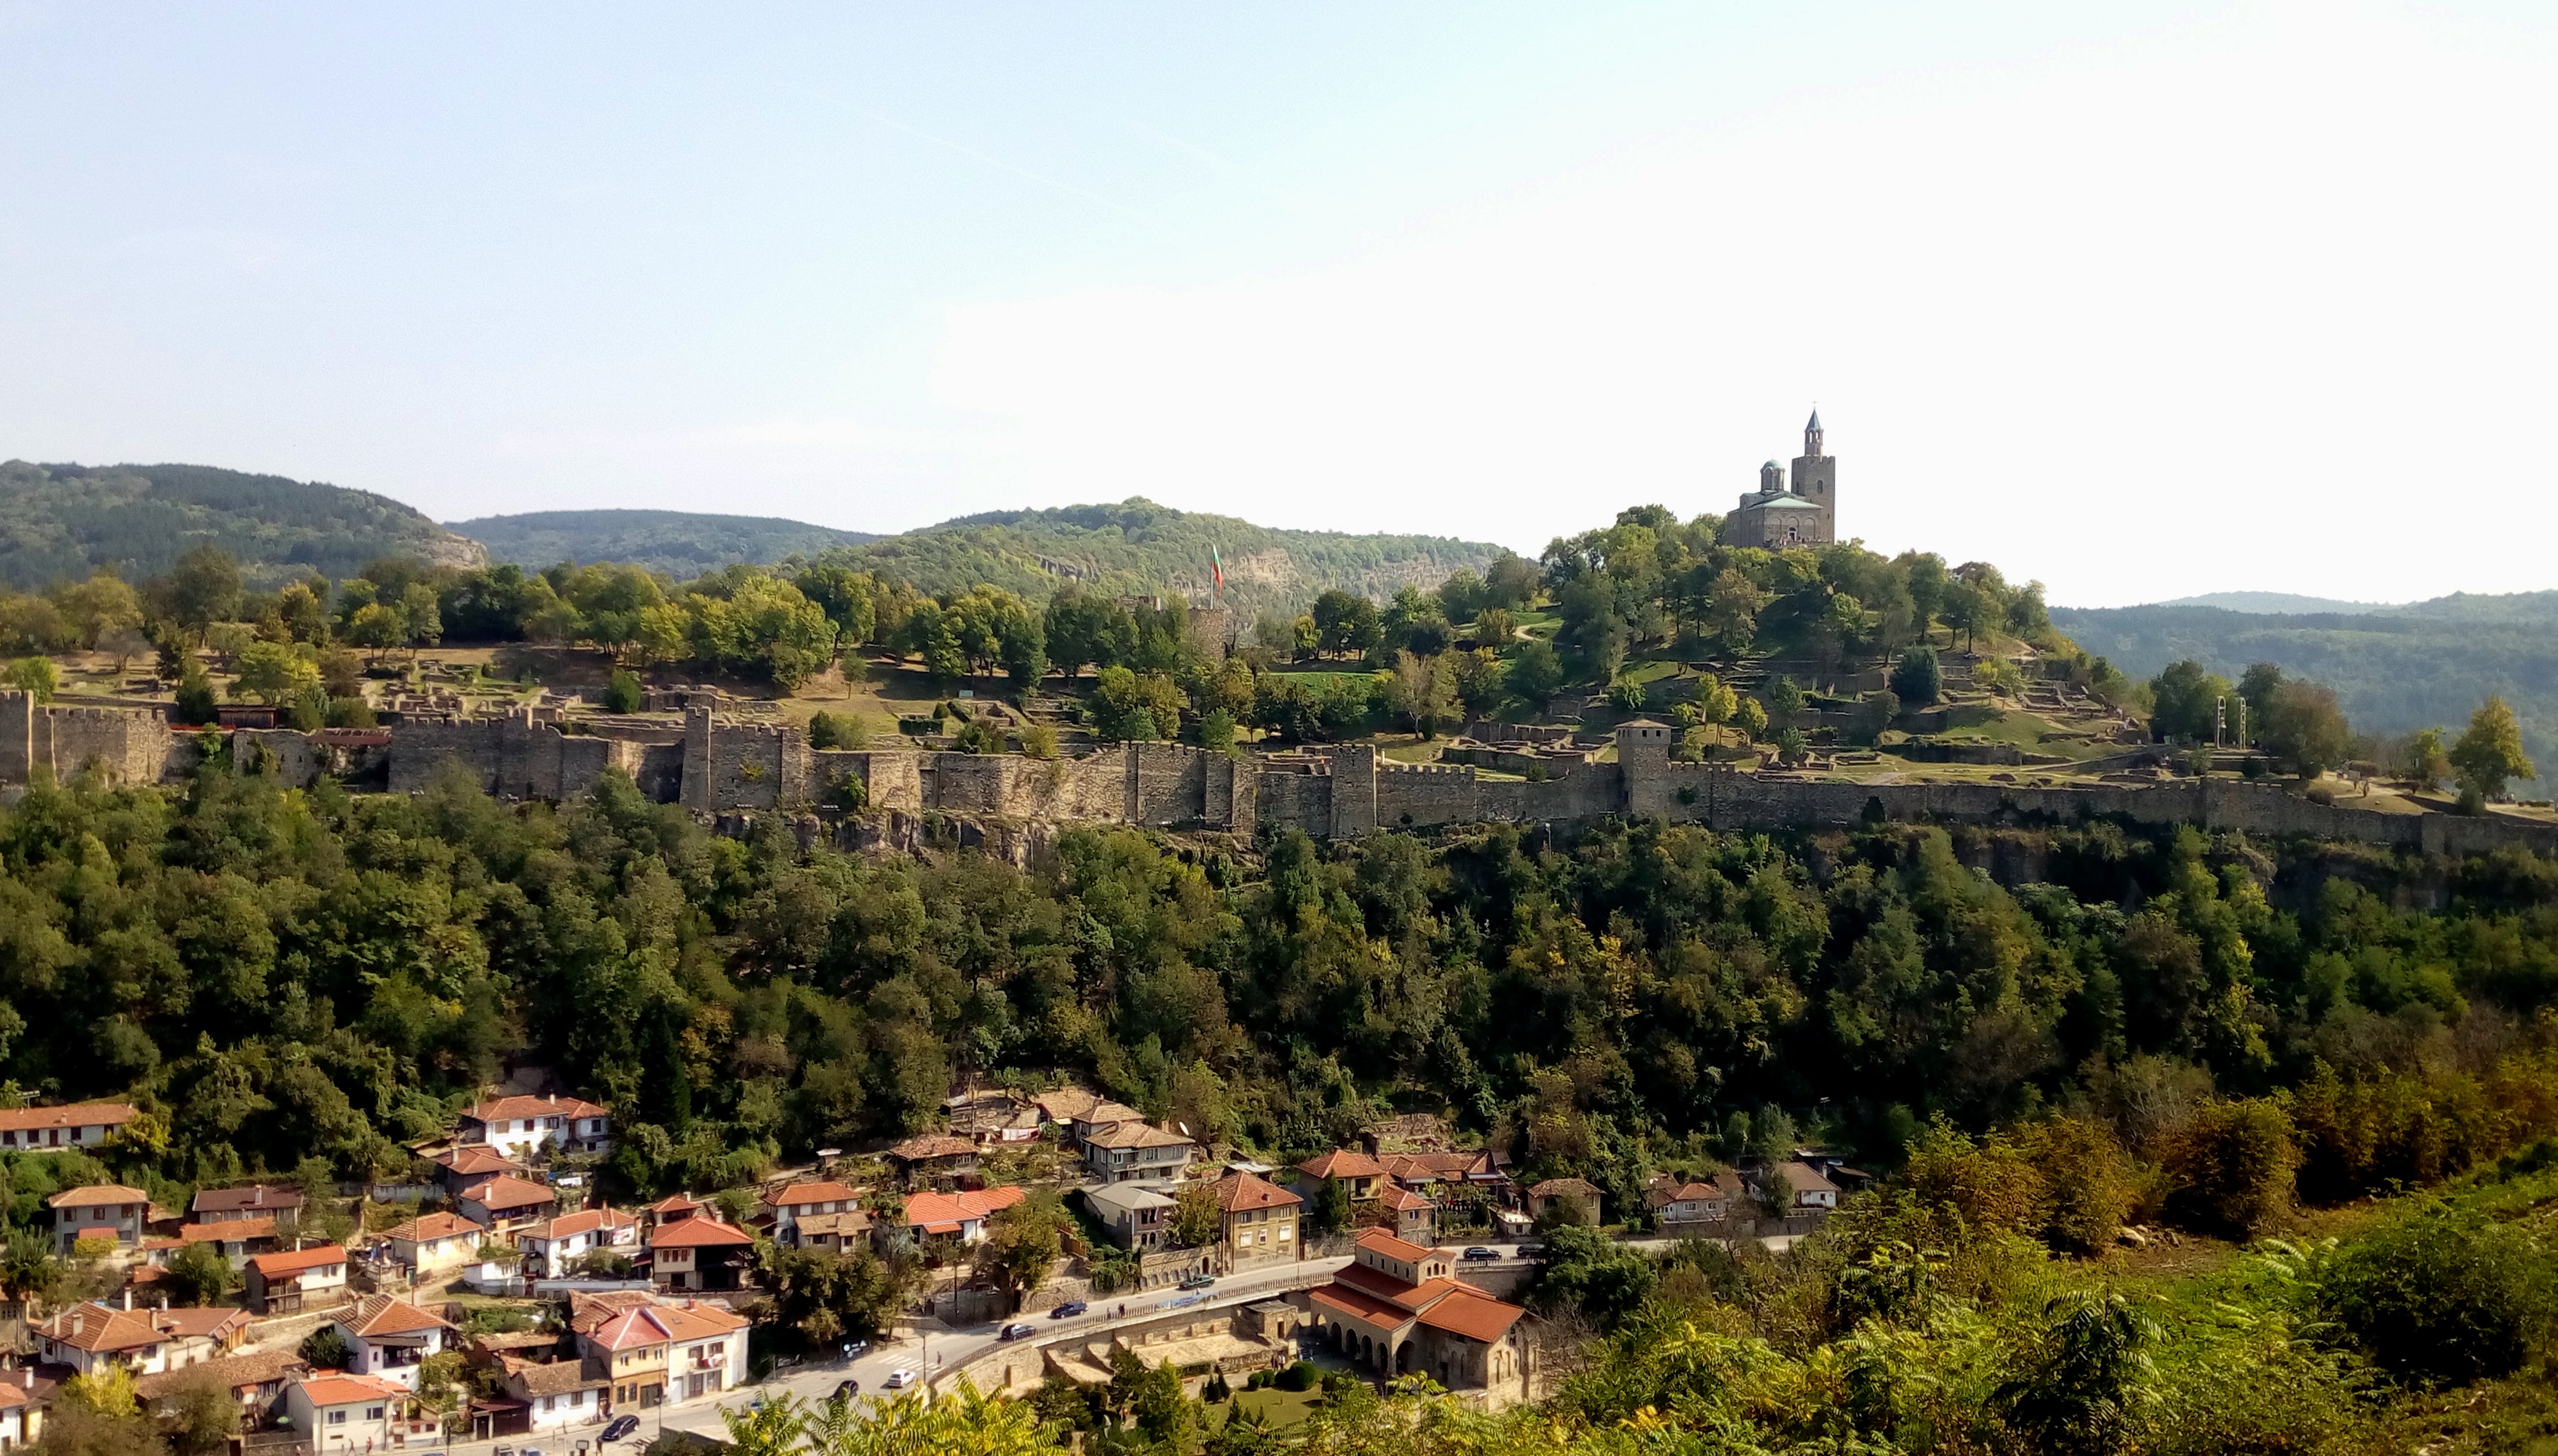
1726, 410, 1835, 550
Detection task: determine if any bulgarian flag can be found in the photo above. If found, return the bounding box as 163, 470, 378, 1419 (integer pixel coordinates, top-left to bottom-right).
1210, 544, 1224, 606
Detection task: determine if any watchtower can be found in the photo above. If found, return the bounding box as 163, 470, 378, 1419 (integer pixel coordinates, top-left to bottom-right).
1615, 719, 1676, 817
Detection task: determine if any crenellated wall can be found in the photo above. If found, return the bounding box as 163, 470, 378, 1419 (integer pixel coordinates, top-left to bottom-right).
0, 691, 176, 786
12, 698, 2541, 865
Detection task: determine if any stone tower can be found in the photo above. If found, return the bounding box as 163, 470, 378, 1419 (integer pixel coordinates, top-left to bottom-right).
1790, 410, 1835, 538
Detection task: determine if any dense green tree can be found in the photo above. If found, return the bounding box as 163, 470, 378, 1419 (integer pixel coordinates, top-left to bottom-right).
2450, 695, 2535, 805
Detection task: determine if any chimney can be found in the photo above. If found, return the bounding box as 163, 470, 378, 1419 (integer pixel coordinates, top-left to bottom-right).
70, 1310, 84, 1337
122, 1290, 133, 1311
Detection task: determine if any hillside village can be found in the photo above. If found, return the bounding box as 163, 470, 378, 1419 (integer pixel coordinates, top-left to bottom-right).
0, 1062, 1867, 1447
2, 427, 2556, 1455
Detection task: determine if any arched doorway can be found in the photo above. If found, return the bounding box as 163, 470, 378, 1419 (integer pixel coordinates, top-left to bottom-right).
1395, 1342, 1416, 1375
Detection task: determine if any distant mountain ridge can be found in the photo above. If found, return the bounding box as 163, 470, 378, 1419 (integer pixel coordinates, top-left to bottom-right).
2053, 587, 2558, 790
821, 497, 1509, 615
2154, 590, 2401, 615
450, 508, 880, 579
0, 459, 481, 590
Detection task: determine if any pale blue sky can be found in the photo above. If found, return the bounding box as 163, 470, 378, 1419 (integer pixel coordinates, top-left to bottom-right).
3, 2, 2552, 604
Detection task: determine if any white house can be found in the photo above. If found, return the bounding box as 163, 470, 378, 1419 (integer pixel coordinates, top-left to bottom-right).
382, 1210, 487, 1273
504, 1356, 611, 1433
34, 1302, 248, 1376
456, 1173, 556, 1230
1748, 1160, 1840, 1213
48, 1184, 149, 1255
283, 1373, 408, 1454
0, 1375, 33, 1450
0, 1102, 136, 1153
765, 1180, 858, 1246
330, 1294, 456, 1391
646, 1216, 754, 1293
574, 1297, 748, 1412
245, 1244, 348, 1315
515, 1206, 640, 1277
660, 1301, 750, 1404
459, 1094, 612, 1159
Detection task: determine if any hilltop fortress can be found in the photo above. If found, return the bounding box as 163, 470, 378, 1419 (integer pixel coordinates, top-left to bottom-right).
9, 690, 2556, 862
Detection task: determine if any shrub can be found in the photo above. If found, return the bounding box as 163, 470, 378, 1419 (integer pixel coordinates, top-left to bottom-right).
2159, 1098, 2297, 1238
1277, 1360, 1317, 1392
951, 720, 1005, 755
1606, 679, 1647, 713
1020, 723, 1059, 760
600, 668, 643, 713
325, 695, 376, 729
807, 710, 868, 751
2322, 1200, 2558, 1383
298, 1326, 353, 1369
5, 656, 58, 702
1890, 646, 1943, 705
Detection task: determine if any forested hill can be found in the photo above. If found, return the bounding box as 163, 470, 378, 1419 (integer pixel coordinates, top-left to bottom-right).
2053, 592, 2558, 785
451, 508, 879, 579
0, 459, 482, 590
822, 498, 1508, 616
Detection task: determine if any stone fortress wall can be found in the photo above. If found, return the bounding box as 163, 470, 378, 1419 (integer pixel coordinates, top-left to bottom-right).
8, 694, 2558, 861
0, 690, 177, 787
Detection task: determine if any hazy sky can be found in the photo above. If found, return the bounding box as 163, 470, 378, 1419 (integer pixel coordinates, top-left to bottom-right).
3, 2, 2552, 606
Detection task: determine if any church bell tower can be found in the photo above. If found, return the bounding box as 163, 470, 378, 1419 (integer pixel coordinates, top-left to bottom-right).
1791, 408, 1835, 540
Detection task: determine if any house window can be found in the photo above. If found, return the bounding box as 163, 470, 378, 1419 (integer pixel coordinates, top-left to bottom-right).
327, 1411, 347, 1425
365, 1407, 384, 1420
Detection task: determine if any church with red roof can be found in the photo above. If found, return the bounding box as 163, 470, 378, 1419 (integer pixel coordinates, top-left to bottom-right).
1298, 1228, 1535, 1408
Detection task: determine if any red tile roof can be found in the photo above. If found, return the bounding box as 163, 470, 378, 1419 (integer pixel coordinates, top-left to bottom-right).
179, 1217, 277, 1243
248, 1244, 347, 1279
1415, 1288, 1525, 1343
1353, 1227, 1436, 1264
901, 1185, 1026, 1230
341, 1293, 454, 1337
48, 1184, 148, 1209
294, 1372, 408, 1407
0, 1102, 136, 1134
435, 1145, 521, 1176
1307, 1280, 1414, 1327
1211, 1171, 1302, 1214
384, 1212, 485, 1243
191, 1184, 303, 1214
768, 1181, 858, 1207
1297, 1149, 1388, 1180
520, 1208, 635, 1241
459, 1175, 556, 1212
1377, 1186, 1433, 1213
647, 1216, 754, 1249
464, 1094, 609, 1122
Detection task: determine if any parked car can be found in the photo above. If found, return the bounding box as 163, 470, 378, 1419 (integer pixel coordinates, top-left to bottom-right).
1000, 1322, 1037, 1340
1462, 1246, 1499, 1261
602, 1415, 641, 1442
1179, 1273, 1218, 1290
1051, 1300, 1089, 1318
832, 1379, 860, 1401
882, 1369, 920, 1390
1516, 1240, 1546, 1257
